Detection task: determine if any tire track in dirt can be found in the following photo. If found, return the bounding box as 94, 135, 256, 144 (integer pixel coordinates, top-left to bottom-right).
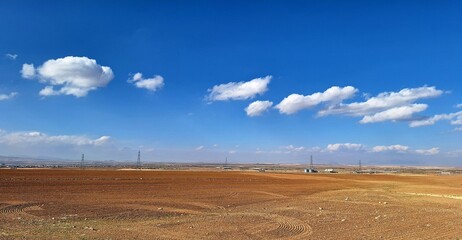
0, 203, 42, 214
228, 212, 312, 239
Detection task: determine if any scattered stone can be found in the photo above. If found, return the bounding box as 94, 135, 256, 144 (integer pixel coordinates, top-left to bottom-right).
383, 202, 388, 205
345, 197, 349, 201
341, 219, 346, 222
158, 207, 163, 210
426, 223, 431, 227
318, 207, 323, 210
375, 215, 381, 220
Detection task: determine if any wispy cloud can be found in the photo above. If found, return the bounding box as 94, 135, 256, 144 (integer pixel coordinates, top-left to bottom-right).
5, 53, 18, 60
21, 56, 114, 97
409, 111, 462, 127
0, 92, 18, 101
207, 76, 271, 101
128, 72, 164, 92
245, 100, 273, 117
276, 86, 357, 114
415, 147, 439, 155
0, 129, 110, 146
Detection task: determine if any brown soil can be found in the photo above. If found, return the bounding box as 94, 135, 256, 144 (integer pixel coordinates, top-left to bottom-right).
0, 169, 461, 239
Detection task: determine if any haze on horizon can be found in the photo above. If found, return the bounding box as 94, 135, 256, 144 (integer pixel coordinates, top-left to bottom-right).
1, 1, 462, 166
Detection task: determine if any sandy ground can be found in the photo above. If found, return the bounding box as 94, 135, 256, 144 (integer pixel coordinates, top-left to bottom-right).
0, 169, 461, 239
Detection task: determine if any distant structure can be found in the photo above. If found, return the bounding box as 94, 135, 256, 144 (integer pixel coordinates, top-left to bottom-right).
359, 159, 362, 172
137, 150, 142, 170
304, 155, 318, 173
223, 157, 231, 170
80, 154, 85, 169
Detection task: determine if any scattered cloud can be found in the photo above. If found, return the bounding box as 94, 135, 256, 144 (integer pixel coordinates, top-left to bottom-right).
359, 104, 427, 123
5, 53, 18, 60
21, 56, 114, 97
245, 100, 273, 117
318, 86, 443, 124
282, 145, 305, 152
195, 145, 204, 151
0, 129, 110, 146
276, 86, 357, 114
456, 103, 462, 108
409, 111, 462, 127
455, 127, 462, 131
21, 63, 36, 79
371, 144, 409, 153
207, 76, 271, 101
128, 72, 164, 92
326, 143, 365, 152
0, 92, 18, 101
415, 147, 439, 155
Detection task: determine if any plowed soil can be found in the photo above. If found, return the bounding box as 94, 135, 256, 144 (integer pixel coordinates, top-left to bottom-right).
1, 169, 461, 239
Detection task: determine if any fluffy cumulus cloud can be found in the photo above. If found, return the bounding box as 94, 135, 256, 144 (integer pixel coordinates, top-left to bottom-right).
359, 104, 428, 123
245, 100, 273, 117
195, 145, 205, 151
318, 86, 442, 124
326, 143, 365, 152
207, 76, 271, 101
276, 86, 357, 114
415, 147, 439, 155
0, 92, 18, 101
128, 72, 164, 92
21, 63, 36, 79
0, 129, 110, 146
409, 111, 462, 127
372, 144, 409, 153
21, 56, 114, 97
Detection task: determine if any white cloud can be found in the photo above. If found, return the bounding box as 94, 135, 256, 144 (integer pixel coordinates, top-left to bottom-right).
195, 145, 204, 151
409, 111, 462, 127
282, 145, 305, 152
276, 86, 357, 114
456, 103, 462, 108
359, 104, 428, 123
372, 145, 409, 153
245, 100, 273, 117
326, 143, 365, 152
0, 129, 110, 146
21, 56, 114, 97
454, 127, 462, 131
21, 63, 36, 79
415, 147, 439, 155
5, 53, 18, 60
207, 76, 271, 101
318, 86, 443, 123
128, 72, 164, 92
0, 92, 18, 101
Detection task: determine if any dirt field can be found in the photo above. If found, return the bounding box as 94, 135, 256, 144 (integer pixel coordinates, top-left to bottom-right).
1, 169, 461, 239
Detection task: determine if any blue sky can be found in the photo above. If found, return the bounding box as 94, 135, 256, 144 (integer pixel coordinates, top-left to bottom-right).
1, 1, 462, 166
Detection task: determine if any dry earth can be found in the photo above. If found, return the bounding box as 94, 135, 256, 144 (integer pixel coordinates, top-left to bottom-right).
0, 169, 461, 239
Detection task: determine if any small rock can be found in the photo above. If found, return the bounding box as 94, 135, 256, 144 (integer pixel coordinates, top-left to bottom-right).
341, 219, 346, 222
158, 207, 163, 210
318, 207, 323, 210
345, 197, 349, 201
375, 215, 381, 220
383, 202, 388, 205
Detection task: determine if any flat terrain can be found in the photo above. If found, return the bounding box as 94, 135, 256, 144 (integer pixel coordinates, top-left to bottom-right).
1, 169, 461, 239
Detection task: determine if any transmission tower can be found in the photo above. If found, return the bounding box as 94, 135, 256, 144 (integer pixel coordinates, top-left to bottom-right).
310, 155, 313, 169
359, 159, 362, 172
137, 150, 141, 170
80, 154, 85, 169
